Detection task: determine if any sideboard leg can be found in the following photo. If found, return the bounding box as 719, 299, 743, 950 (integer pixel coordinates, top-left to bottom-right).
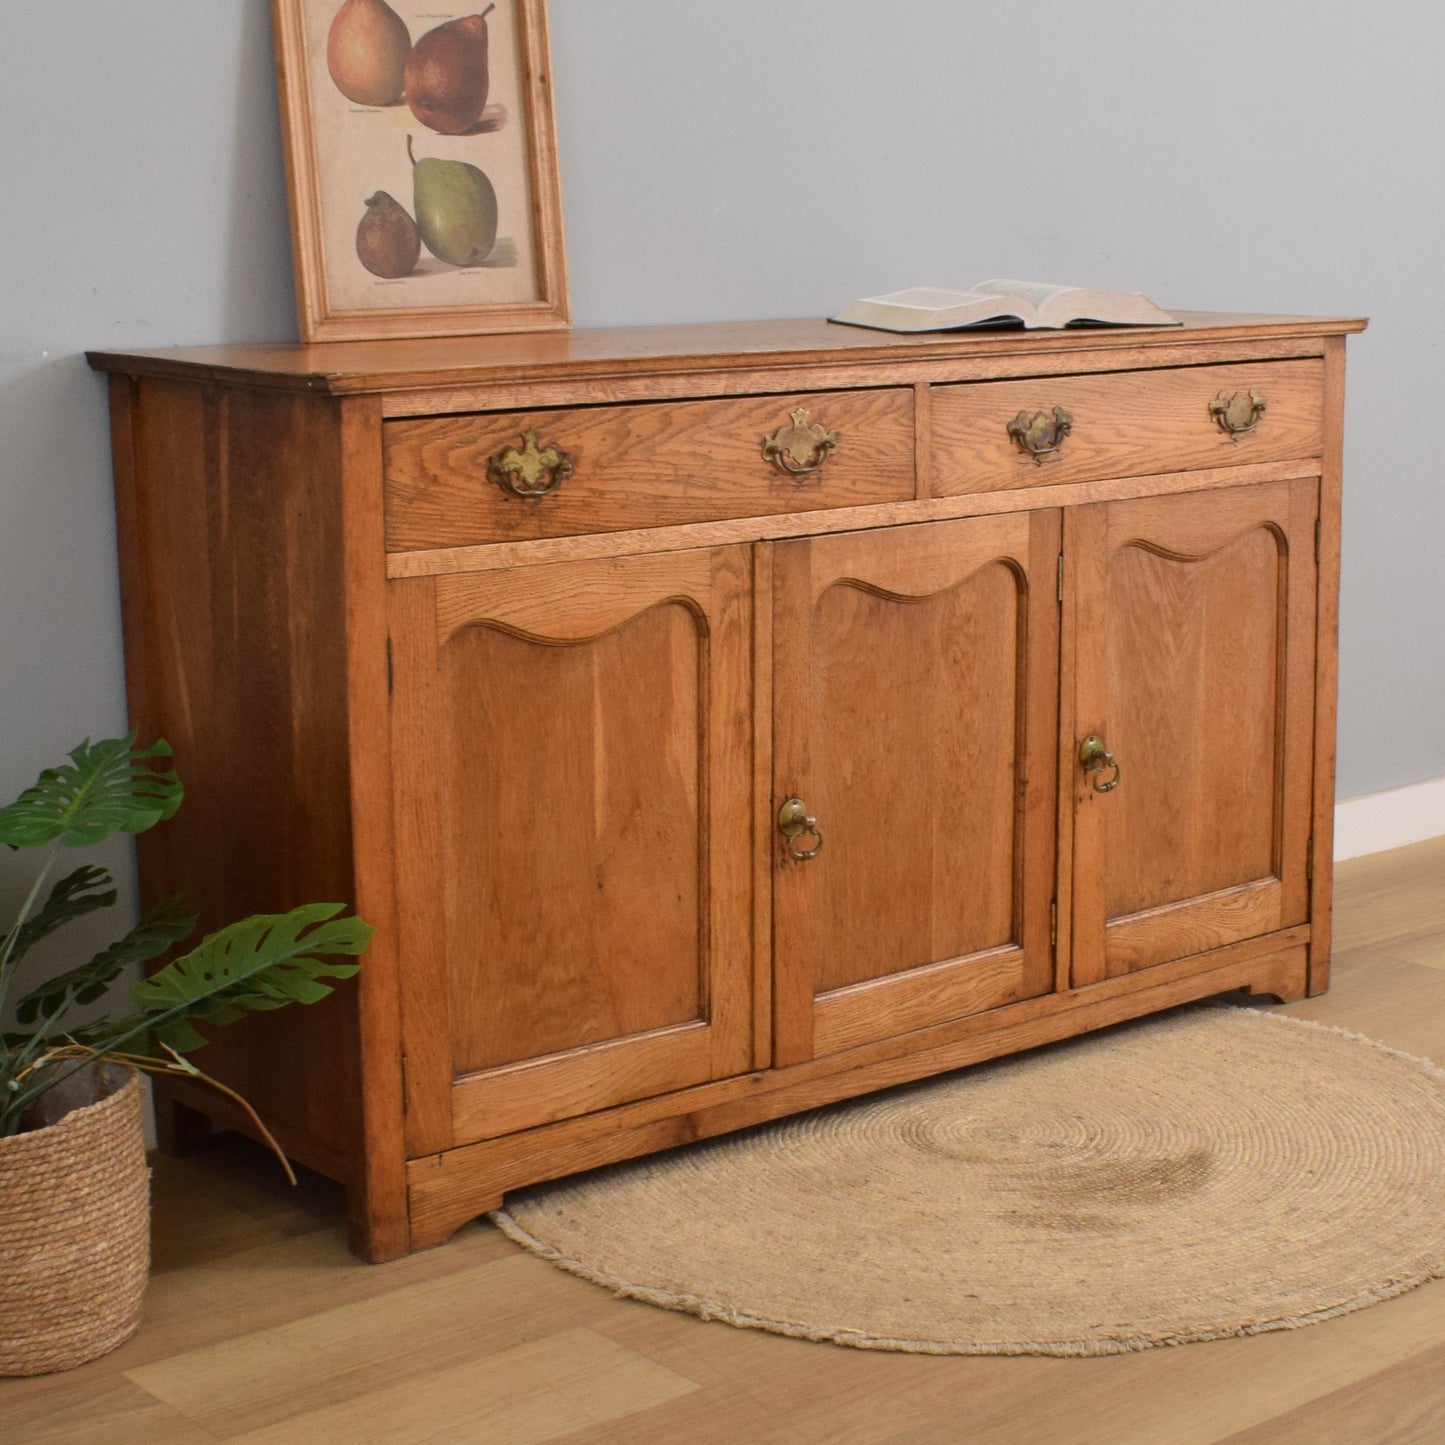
407, 1197, 505, 1255
152, 1087, 216, 1157
346, 1196, 414, 1263
1242, 947, 1310, 1004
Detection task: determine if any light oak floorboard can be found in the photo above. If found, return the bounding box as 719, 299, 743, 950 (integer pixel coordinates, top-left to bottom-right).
1, 837, 1441, 1444
1218, 1336, 1445, 1445
1332, 834, 1445, 955
127, 1257, 623, 1437
227, 1329, 696, 1445
0, 1375, 216, 1445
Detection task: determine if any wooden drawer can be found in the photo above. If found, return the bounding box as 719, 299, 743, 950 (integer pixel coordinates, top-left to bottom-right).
930, 359, 1324, 494
384, 388, 914, 551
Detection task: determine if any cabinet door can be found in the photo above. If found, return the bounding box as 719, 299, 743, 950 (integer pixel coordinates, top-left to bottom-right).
389, 546, 753, 1150
1066, 479, 1318, 984
771, 513, 1060, 1065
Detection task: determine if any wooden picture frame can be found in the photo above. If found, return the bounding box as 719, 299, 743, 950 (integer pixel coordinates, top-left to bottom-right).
271, 0, 568, 342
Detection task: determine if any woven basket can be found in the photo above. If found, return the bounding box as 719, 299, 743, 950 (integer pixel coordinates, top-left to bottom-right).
0, 1068, 150, 1376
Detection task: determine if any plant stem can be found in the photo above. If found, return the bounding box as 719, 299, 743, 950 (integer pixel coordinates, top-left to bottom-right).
0, 937, 317, 1127
2, 1017, 150, 1128
157, 1044, 297, 1185
4, 1041, 298, 1181
0, 840, 61, 1012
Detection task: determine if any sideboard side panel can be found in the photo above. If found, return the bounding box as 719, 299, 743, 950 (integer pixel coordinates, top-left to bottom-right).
114, 377, 365, 1179
1309, 335, 1348, 994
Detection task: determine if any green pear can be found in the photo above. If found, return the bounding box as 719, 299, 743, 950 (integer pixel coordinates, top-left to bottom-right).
326, 0, 411, 107
407, 135, 498, 267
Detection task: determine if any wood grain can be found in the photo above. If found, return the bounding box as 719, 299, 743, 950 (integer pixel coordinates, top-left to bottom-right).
770, 513, 1058, 1065
751, 544, 775, 1070
337, 394, 410, 1261
812, 947, 1028, 1057
91, 313, 1360, 1261
1309, 335, 1348, 994
388, 546, 754, 1145
1068, 480, 1317, 984
931, 359, 1324, 494
5, 841, 1437, 1445
1220, 1334, 1445, 1445
913, 379, 933, 497
85, 312, 1366, 397
1105, 879, 1284, 975
112, 376, 369, 1192
372, 334, 1341, 421
383, 387, 914, 550
384, 457, 1320, 580
406, 932, 1311, 1249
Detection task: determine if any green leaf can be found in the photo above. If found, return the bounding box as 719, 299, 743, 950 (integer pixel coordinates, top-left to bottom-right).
2, 865, 117, 971
14, 893, 197, 1027
126, 903, 371, 1054
0, 736, 182, 850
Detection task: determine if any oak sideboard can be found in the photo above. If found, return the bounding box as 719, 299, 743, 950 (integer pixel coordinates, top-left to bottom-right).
89, 311, 1365, 1261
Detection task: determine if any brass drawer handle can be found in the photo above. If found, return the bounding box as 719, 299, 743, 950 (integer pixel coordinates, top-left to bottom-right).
1007, 406, 1073, 464
1210, 389, 1267, 437
486, 429, 576, 498
778, 796, 824, 861
1079, 734, 1121, 793
762, 409, 839, 476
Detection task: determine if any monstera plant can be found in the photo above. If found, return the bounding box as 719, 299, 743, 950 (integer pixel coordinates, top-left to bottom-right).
0, 735, 372, 1376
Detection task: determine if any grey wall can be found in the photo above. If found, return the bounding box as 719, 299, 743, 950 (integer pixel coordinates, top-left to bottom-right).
2, 2, 1441, 940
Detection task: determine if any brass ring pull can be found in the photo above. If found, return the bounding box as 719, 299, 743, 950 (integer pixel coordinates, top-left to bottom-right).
762, 409, 840, 476
778, 795, 824, 861
486, 429, 576, 498
1079, 734, 1121, 793
1209, 389, 1267, 438
1007, 406, 1073, 464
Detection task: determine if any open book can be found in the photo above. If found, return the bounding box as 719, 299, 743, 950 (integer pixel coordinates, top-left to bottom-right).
830, 279, 1178, 333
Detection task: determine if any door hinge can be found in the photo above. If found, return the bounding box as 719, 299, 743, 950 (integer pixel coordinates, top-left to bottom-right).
1314, 516, 1321, 564
1306, 841, 1314, 884
1050, 899, 1058, 948
1057, 553, 1064, 603
400, 1053, 410, 1113
386, 636, 394, 695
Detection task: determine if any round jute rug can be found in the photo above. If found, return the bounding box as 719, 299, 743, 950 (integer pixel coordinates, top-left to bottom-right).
492, 1007, 1445, 1356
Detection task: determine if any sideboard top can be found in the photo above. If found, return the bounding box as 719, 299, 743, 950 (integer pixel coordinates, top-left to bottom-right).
87, 312, 1367, 396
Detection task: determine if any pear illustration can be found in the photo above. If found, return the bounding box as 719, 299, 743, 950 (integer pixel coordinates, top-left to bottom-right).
356, 191, 421, 278
408, 136, 498, 266
326, 0, 412, 107
404, 5, 494, 135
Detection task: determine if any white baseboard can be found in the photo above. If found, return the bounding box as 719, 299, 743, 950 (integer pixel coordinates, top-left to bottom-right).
1334, 776, 1445, 861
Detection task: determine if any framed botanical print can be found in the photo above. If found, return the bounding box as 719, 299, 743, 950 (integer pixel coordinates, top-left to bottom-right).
271, 0, 568, 342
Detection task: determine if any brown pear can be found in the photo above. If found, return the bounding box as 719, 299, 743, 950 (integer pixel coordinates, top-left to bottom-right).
404, 5, 494, 135
355, 191, 421, 278
327, 0, 411, 107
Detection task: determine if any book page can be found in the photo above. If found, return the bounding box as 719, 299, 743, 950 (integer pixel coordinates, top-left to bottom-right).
856, 287, 1002, 311
1052, 288, 1177, 326
975, 279, 1076, 310
832, 278, 1174, 332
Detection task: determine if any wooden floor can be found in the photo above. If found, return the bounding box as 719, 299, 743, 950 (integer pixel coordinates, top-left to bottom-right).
4, 836, 1443, 1444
